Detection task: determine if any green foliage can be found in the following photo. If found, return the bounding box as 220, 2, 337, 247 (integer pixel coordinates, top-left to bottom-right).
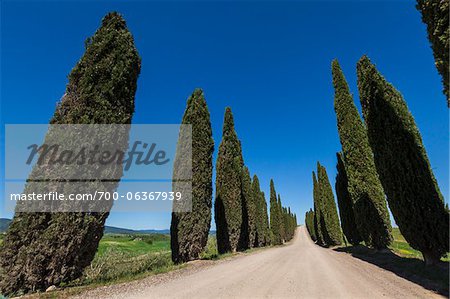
241, 167, 257, 249
214, 107, 244, 253
260, 190, 272, 246
305, 209, 317, 241
278, 195, 286, 242
0, 12, 141, 296
269, 180, 282, 245
171, 89, 214, 263
312, 172, 325, 245
357, 55, 449, 264
316, 162, 342, 246
335, 152, 361, 245
269, 180, 295, 245
282, 207, 296, 242
252, 176, 270, 247
332, 59, 392, 249
416, 0, 449, 105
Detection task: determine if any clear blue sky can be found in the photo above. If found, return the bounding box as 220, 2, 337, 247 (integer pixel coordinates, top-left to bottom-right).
1, 1, 448, 229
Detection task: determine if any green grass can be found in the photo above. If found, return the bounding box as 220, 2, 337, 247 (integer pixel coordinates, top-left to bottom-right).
72, 233, 172, 285
389, 227, 449, 262
200, 236, 220, 260
96, 234, 170, 257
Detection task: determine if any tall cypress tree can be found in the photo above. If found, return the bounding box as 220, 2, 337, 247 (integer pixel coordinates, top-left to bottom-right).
241, 166, 257, 249
170, 89, 214, 263
357, 55, 449, 264
335, 152, 361, 245
215, 107, 244, 253
260, 191, 271, 246
252, 175, 262, 247
317, 163, 342, 246
332, 59, 392, 249
305, 209, 317, 241
252, 175, 269, 247
312, 171, 325, 245
0, 12, 140, 295
416, 0, 449, 105
270, 179, 282, 245
278, 195, 285, 242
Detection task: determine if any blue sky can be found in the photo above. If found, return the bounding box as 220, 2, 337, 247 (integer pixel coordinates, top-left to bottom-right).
1, 0, 448, 229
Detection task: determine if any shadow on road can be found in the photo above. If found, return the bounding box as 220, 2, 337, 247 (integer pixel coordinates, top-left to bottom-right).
334, 246, 449, 297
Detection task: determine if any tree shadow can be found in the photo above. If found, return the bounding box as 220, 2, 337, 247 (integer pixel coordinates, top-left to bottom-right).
334, 246, 449, 297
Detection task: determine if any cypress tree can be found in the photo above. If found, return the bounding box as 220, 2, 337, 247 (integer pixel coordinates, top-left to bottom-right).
317, 163, 342, 246
292, 212, 296, 237
332, 59, 393, 249
288, 208, 293, 240
0, 12, 140, 295
335, 152, 362, 245
260, 191, 271, 246
214, 107, 244, 253
170, 89, 214, 263
270, 180, 282, 245
357, 55, 449, 264
278, 195, 286, 242
252, 175, 269, 247
416, 0, 449, 105
285, 208, 290, 240
252, 175, 262, 247
284, 207, 295, 241
312, 171, 325, 245
305, 209, 317, 241
241, 166, 257, 249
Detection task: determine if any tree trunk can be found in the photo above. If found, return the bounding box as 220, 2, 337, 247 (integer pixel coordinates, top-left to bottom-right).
422, 251, 440, 266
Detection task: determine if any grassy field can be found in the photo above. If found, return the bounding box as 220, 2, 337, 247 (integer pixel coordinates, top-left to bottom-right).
389, 227, 449, 262
96, 234, 170, 257
77, 233, 173, 285
77, 233, 225, 286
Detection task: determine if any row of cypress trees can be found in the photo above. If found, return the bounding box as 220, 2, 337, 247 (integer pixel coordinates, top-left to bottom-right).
311, 163, 342, 247
269, 180, 297, 245
357, 56, 448, 264
304, 209, 316, 242
171, 100, 297, 259
332, 60, 392, 249
307, 55, 448, 265
307, 0, 449, 253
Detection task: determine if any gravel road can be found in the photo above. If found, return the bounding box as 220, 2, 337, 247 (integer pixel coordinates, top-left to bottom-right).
75, 226, 443, 299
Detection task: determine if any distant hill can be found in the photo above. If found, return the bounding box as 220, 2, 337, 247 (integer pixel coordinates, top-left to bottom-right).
103, 226, 137, 234
0, 219, 216, 235
104, 226, 170, 235
0, 218, 11, 233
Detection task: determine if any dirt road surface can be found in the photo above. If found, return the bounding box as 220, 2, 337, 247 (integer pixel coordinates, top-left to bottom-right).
75, 226, 443, 299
